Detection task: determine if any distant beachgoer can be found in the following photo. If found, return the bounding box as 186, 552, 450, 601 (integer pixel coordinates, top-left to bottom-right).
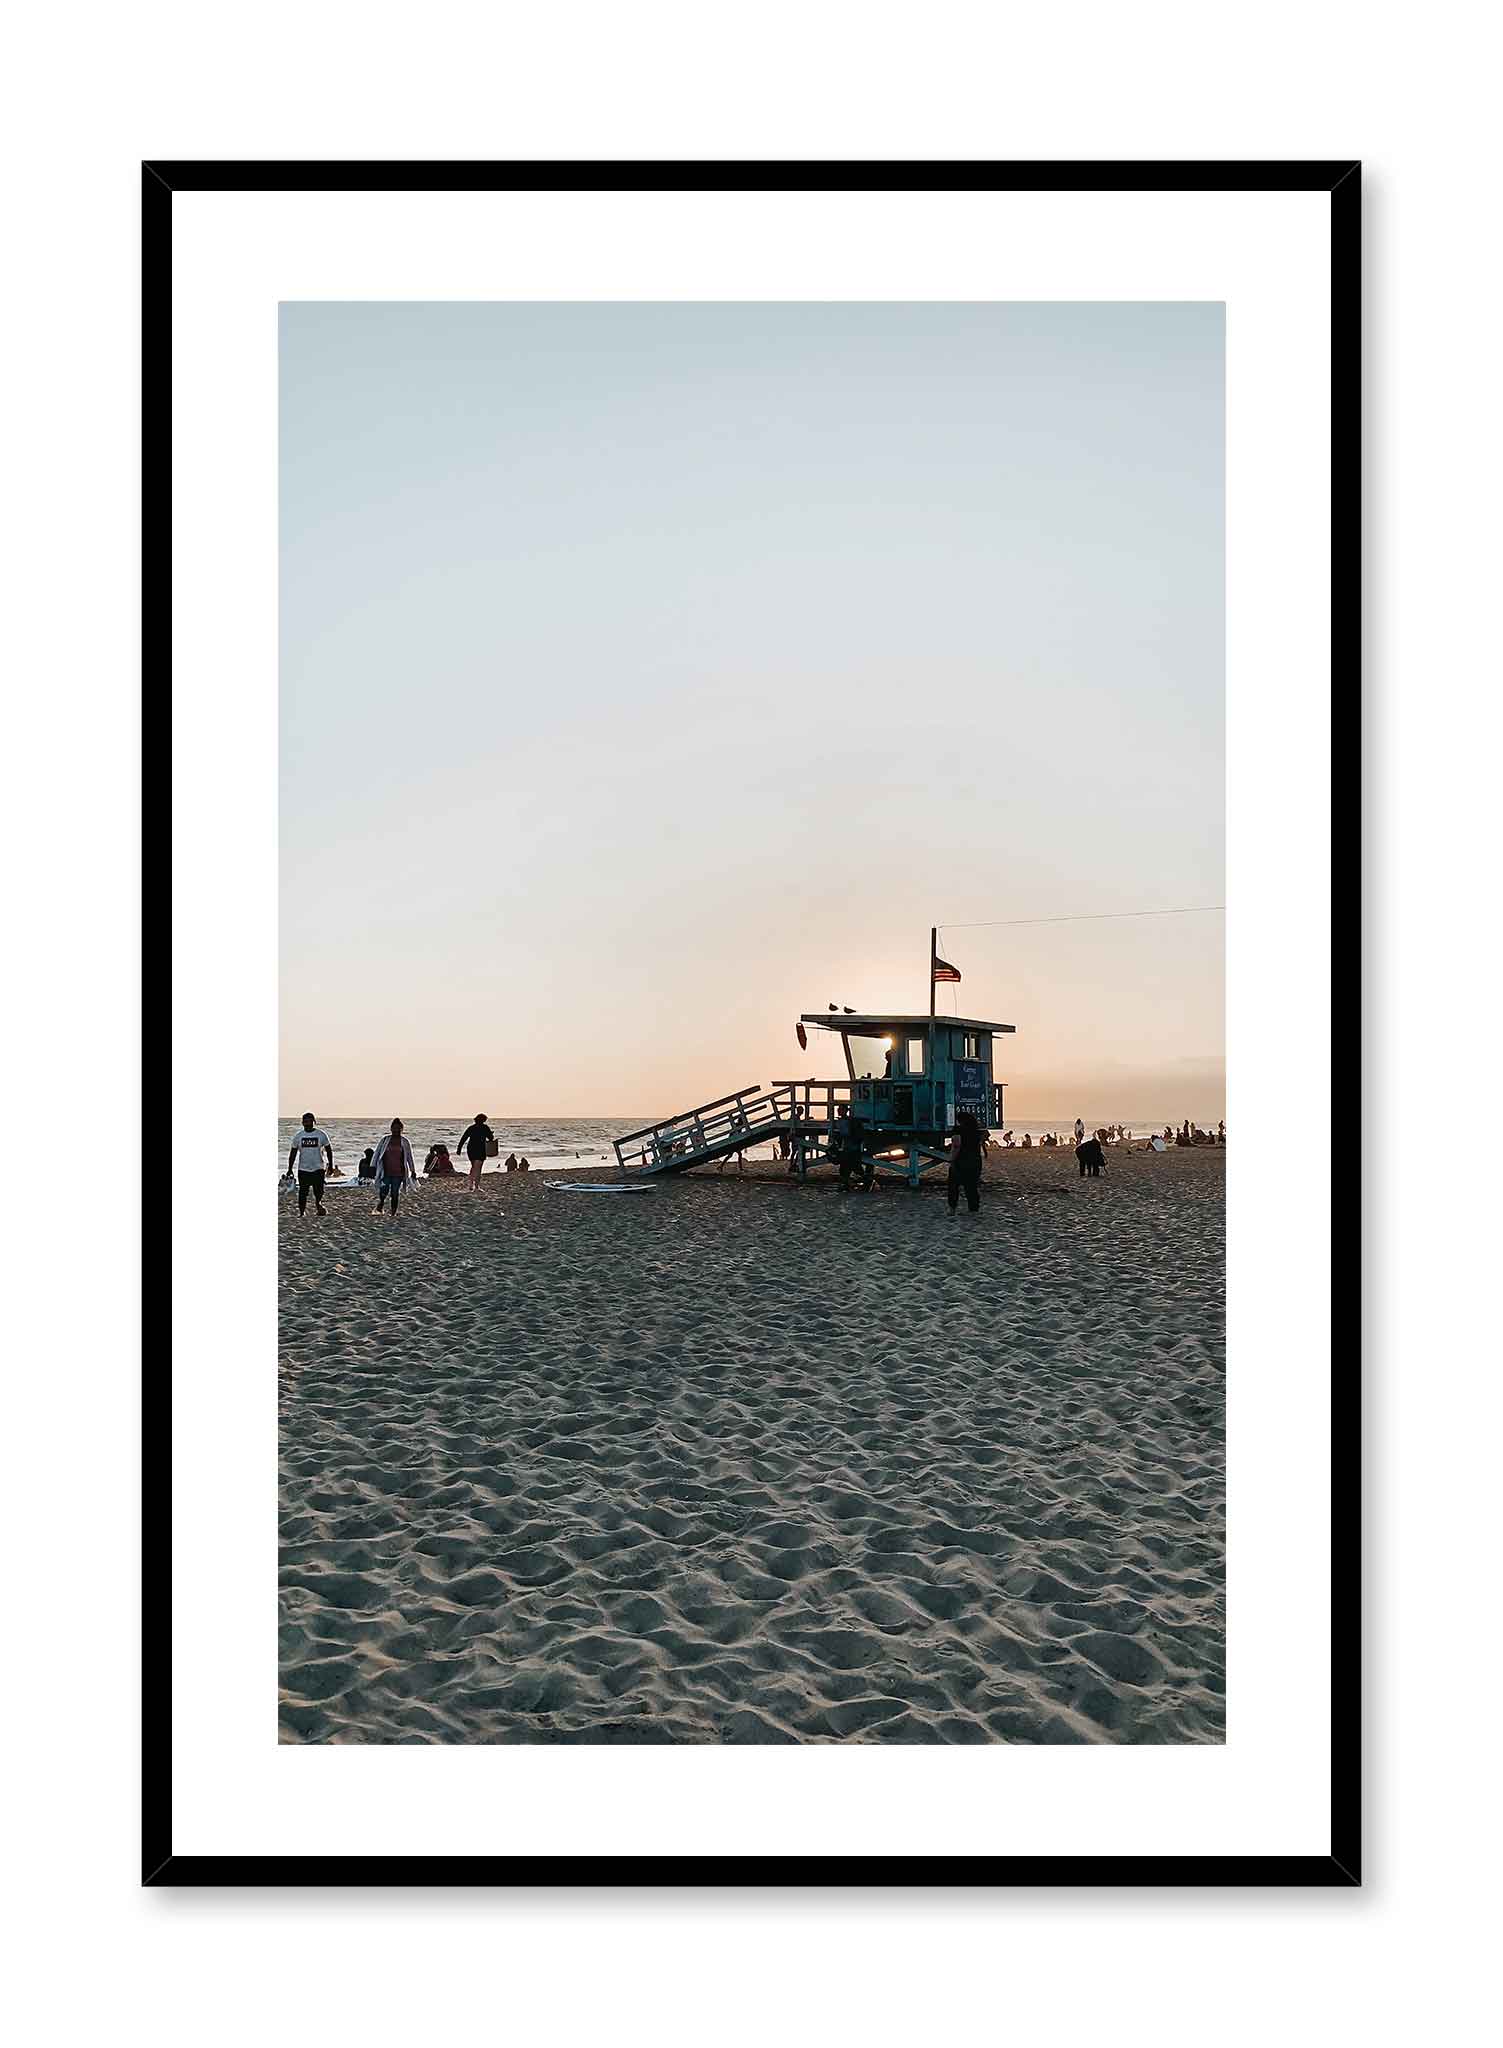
1002, 1129, 1014, 1147
1217, 1120, 1226, 1145
357, 1148, 376, 1183
424, 1144, 456, 1178
504, 1153, 518, 1172
455, 1113, 494, 1190
518, 1157, 530, 1172
373, 1118, 415, 1217
1021, 1132, 1033, 1149
286, 1112, 333, 1218
948, 1111, 983, 1214
1074, 1117, 1085, 1145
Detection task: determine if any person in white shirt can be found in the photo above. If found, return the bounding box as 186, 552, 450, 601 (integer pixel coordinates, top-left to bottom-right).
371, 1119, 417, 1218
286, 1112, 334, 1217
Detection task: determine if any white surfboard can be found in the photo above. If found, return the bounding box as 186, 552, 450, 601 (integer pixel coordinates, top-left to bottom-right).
545, 1180, 657, 1193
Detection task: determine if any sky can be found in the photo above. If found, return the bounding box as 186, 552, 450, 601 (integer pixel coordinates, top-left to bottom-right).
280, 301, 1224, 1122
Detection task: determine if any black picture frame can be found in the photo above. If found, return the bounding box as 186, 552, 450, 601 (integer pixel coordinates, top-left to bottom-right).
145, 158, 1360, 1888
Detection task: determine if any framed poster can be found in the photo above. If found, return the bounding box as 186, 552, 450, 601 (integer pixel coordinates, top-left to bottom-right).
147, 160, 1358, 1884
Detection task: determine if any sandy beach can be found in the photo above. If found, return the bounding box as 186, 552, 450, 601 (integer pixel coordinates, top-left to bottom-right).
279, 1145, 1224, 1744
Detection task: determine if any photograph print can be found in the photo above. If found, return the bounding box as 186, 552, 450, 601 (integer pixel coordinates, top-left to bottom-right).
278, 298, 1227, 1749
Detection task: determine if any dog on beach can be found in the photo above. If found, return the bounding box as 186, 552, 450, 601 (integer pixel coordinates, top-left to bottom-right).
1076, 1138, 1107, 1178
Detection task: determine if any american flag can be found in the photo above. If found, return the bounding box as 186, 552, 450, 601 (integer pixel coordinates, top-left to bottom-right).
931, 953, 962, 984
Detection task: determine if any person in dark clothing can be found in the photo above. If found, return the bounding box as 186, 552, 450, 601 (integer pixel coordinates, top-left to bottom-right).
837, 1114, 874, 1192
1076, 1137, 1106, 1177
455, 1113, 494, 1190
947, 1111, 983, 1214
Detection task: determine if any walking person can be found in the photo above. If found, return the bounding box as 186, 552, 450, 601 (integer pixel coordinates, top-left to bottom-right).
947, 1110, 984, 1215
1074, 1115, 1085, 1145
455, 1112, 495, 1190
835, 1113, 874, 1193
372, 1118, 416, 1217
286, 1112, 334, 1219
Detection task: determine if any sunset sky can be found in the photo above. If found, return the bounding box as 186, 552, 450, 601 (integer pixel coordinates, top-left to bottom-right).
280, 301, 1223, 1121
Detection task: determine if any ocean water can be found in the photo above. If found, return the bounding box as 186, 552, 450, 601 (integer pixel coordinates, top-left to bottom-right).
277, 1117, 648, 1179
279, 1113, 1198, 1180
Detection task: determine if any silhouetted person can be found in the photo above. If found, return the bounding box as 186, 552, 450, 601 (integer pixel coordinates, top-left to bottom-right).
837, 1114, 874, 1192
505, 1153, 519, 1172
1074, 1117, 1085, 1145
357, 1148, 376, 1183
456, 1113, 494, 1190
1077, 1137, 1106, 1178
948, 1111, 983, 1214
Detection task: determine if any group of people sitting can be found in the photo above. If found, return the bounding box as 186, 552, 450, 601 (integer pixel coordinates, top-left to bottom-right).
342, 1113, 533, 1218
1168, 1120, 1225, 1146
392, 1145, 529, 1178
991, 1118, 1225, 1151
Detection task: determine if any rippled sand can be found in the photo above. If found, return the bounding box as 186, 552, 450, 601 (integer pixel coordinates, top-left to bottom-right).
279, 1147, 1224, 1743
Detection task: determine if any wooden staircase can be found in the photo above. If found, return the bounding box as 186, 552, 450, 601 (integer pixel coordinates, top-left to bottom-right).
613, 1085, 808, 1176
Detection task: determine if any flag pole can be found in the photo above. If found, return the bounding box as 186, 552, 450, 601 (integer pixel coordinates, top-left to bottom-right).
929, 926, 936, 1017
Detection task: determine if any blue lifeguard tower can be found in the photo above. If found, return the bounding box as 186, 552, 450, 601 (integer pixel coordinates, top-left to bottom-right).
613, 941, 1014, 1187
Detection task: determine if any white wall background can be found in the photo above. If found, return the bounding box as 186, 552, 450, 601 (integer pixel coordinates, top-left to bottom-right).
1, 3, 1488, 2043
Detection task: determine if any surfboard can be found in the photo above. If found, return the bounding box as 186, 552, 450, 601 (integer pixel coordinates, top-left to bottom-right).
545, 1181, 656, 1193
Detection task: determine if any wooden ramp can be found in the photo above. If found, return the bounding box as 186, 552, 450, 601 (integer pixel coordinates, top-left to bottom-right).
614, 1085, 804, 1176
613, 1079, 953, 1186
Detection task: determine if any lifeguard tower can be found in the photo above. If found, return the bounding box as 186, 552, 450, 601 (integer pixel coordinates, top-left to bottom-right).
612, 949, 1014, 1187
